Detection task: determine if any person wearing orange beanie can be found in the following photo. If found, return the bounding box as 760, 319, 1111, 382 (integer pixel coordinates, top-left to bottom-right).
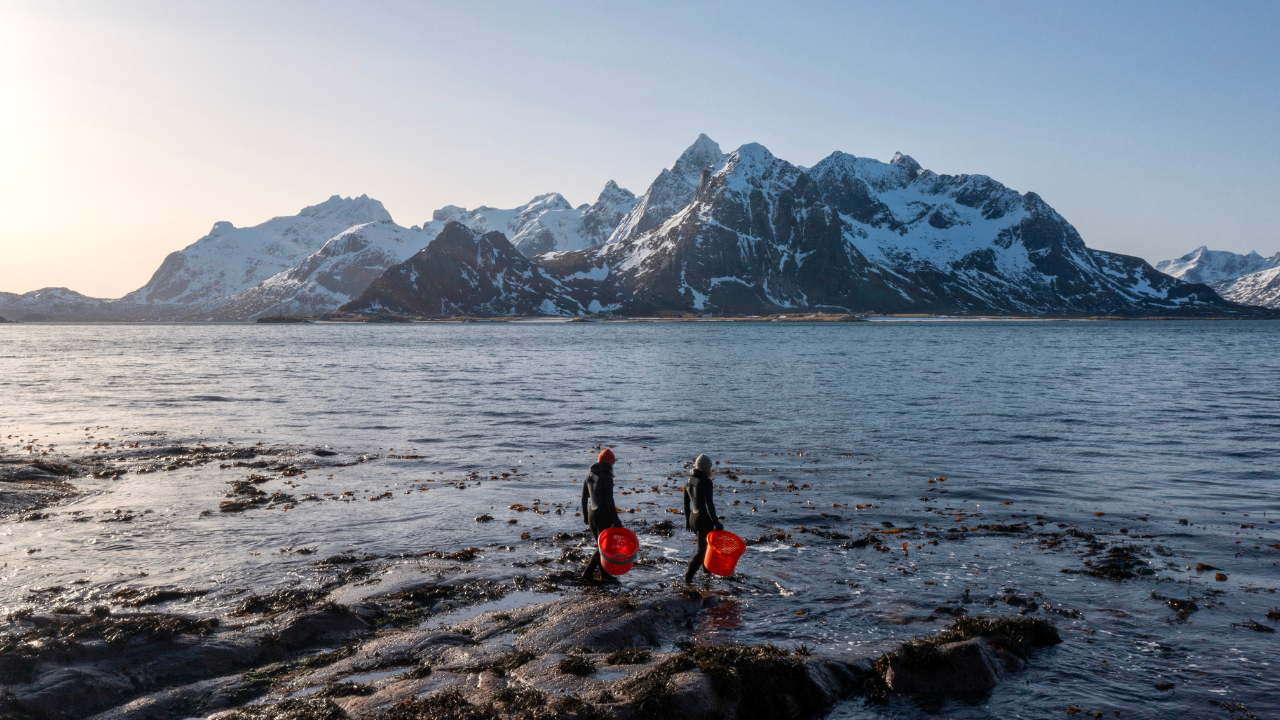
581, 447, 623, 583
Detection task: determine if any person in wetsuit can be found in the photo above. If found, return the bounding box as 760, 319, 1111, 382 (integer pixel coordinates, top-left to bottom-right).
581, 448, 623, 582
683, 453, 723, 583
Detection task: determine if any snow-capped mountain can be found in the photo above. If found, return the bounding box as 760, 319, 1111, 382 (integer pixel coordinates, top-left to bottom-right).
1155, 247, 1277, 285
348, 137, 1243, 317
0, 196, 417, 321
197, 220, 429, 320
0, 287, 118, 322
421, 181, 637, 257
1156, 246, 1280, 308
345, 222, 583, 316
535, 141, 1230, 315
124, 194, 393, 309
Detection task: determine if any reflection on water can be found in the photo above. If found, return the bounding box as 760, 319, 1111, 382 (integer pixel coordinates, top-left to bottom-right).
2, 320, 1279, 718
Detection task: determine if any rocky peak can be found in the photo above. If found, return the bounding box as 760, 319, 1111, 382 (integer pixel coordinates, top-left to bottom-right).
890, 152, 923, 177
517, 193, 573, 216
711, 143, 799, 196
594, 180, 636, 208
431, 205, 470, 223
671, 134, 726, 181
209, 221, 235, 236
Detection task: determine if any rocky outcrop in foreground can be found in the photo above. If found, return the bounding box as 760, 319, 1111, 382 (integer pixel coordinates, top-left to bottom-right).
1, 575, 1059, 720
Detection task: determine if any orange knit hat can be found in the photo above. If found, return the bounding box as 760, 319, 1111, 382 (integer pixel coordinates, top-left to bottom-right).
598, 448, 616, 464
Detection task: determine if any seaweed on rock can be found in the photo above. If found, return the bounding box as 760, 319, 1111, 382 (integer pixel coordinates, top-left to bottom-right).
622, 642, 826, 720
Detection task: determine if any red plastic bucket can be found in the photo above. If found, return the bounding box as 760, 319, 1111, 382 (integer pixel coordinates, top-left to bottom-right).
703, 530, 746, 576
598, 527, 639, 576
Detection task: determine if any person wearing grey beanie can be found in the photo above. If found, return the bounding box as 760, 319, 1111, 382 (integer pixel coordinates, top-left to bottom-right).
682, 453, 723, 583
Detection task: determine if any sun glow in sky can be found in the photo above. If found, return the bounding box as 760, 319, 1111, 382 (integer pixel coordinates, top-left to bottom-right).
2, 1, 1278, 298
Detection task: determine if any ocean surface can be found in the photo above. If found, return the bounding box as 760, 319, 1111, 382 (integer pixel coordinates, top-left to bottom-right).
2, 320, 1279, 718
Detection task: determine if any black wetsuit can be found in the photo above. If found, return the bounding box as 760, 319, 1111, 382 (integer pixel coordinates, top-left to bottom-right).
683, 468, 723, 582
581, 461, 622, 580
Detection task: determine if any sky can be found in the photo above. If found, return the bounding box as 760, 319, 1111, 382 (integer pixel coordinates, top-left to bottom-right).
2, 1, 1278, 298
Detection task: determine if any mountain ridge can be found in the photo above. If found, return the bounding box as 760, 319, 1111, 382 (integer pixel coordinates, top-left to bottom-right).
3, 136, 1273, 321
346, 137, 1253, 318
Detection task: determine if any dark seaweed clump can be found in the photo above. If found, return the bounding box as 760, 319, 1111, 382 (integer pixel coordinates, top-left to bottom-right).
0, 610, 219, 684
493, 686, 547, 710
558, 653, 597, 676
316, 681, 376, 698
1065, 544, 1153, 581
379, 688, 499, 720
606, 646, 652, 665
462, 649, 537, 677
234, 588, 327, 616
622, 643, 821, 720
222, 696, 348, 720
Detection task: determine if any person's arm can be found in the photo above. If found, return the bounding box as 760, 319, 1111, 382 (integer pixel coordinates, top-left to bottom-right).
700, 477, 723, 531
683, 485, 692, 528
581, 475, 590, 523
601, 474, 622, 527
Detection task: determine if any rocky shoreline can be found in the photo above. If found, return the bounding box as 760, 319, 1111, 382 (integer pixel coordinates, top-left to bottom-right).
1, 571, 1058, 720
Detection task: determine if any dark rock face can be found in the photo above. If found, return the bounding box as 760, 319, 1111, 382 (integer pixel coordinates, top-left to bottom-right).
341, 222, 583, 317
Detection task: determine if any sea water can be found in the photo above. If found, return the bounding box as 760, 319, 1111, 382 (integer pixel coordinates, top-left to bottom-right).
1, 320, 1278, 718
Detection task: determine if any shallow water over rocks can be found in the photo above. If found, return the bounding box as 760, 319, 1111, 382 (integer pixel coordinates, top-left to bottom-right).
2, 320, 1279, 718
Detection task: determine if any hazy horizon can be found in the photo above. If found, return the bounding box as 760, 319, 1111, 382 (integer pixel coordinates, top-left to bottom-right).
3, 1, 1278, 298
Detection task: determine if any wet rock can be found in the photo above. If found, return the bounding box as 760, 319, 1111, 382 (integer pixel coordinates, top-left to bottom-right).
1, 603, 373, 719
234, 588, 328, 616
111, 587, 209, 607
513, 593, 711, 654
870, 615, 1060, 704
617, 642, 869, 720
16, 586, 879, 720
882, 636, 1012, 701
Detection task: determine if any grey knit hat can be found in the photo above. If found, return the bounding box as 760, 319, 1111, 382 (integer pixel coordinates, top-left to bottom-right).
694, 454, 712, 471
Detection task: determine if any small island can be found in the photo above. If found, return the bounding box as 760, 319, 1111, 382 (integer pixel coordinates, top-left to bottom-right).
254, 315, 312, 324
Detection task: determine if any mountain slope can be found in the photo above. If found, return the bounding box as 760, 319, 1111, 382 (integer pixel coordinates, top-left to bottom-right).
533, 142, 1228, 316
340, 222, 583, 316
1156, 247, 1280, 308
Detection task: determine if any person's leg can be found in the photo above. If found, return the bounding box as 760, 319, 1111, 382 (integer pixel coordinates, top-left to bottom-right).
684, 530, 709, 583
582, 526, 603, 581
